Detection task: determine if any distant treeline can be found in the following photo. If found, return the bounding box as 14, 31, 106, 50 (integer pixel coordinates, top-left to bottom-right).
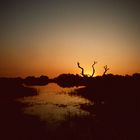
0, 73, 140, 87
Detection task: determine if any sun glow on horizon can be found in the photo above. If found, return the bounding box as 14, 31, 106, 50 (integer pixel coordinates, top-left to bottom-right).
0, 1, 140, 77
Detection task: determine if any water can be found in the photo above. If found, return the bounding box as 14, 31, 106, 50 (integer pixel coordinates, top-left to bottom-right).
19, 83, 92, 124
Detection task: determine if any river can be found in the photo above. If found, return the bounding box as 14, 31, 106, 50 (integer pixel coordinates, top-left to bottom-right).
18, 83, 92, 125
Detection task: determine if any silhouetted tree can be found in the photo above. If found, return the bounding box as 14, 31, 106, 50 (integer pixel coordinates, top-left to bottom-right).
91, 61, 97, 77
103, 65, 109, 76
77, 62, 86, 77
77, 62, 97, 77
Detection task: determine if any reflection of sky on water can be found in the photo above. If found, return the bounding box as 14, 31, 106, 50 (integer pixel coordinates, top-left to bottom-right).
19, 83, 92, 124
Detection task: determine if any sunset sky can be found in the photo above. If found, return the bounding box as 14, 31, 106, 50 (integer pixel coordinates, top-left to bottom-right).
0, 0, 140, 77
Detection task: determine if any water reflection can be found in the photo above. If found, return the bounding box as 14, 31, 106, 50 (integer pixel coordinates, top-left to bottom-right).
19, 83, 91, 124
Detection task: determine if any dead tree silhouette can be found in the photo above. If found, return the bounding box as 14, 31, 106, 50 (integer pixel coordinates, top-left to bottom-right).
91, 61, 97, 77
77, 62, 97, 77
77, 62, 85, 77
103, 65, 109, 76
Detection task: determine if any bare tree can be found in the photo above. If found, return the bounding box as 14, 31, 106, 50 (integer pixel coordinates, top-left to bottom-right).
103, 65, 109, 75
91, 61, 97, 77
77, 61, 97, 77
77, 62, 86, 77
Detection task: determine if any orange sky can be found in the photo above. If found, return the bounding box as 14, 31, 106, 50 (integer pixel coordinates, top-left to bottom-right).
0, 1, 140, 78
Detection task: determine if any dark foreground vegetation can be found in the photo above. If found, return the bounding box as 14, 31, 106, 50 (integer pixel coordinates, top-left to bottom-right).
0, 73, 140, 140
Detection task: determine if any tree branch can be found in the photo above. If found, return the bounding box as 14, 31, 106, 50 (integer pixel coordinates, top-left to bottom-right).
77, 62, 85, 77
